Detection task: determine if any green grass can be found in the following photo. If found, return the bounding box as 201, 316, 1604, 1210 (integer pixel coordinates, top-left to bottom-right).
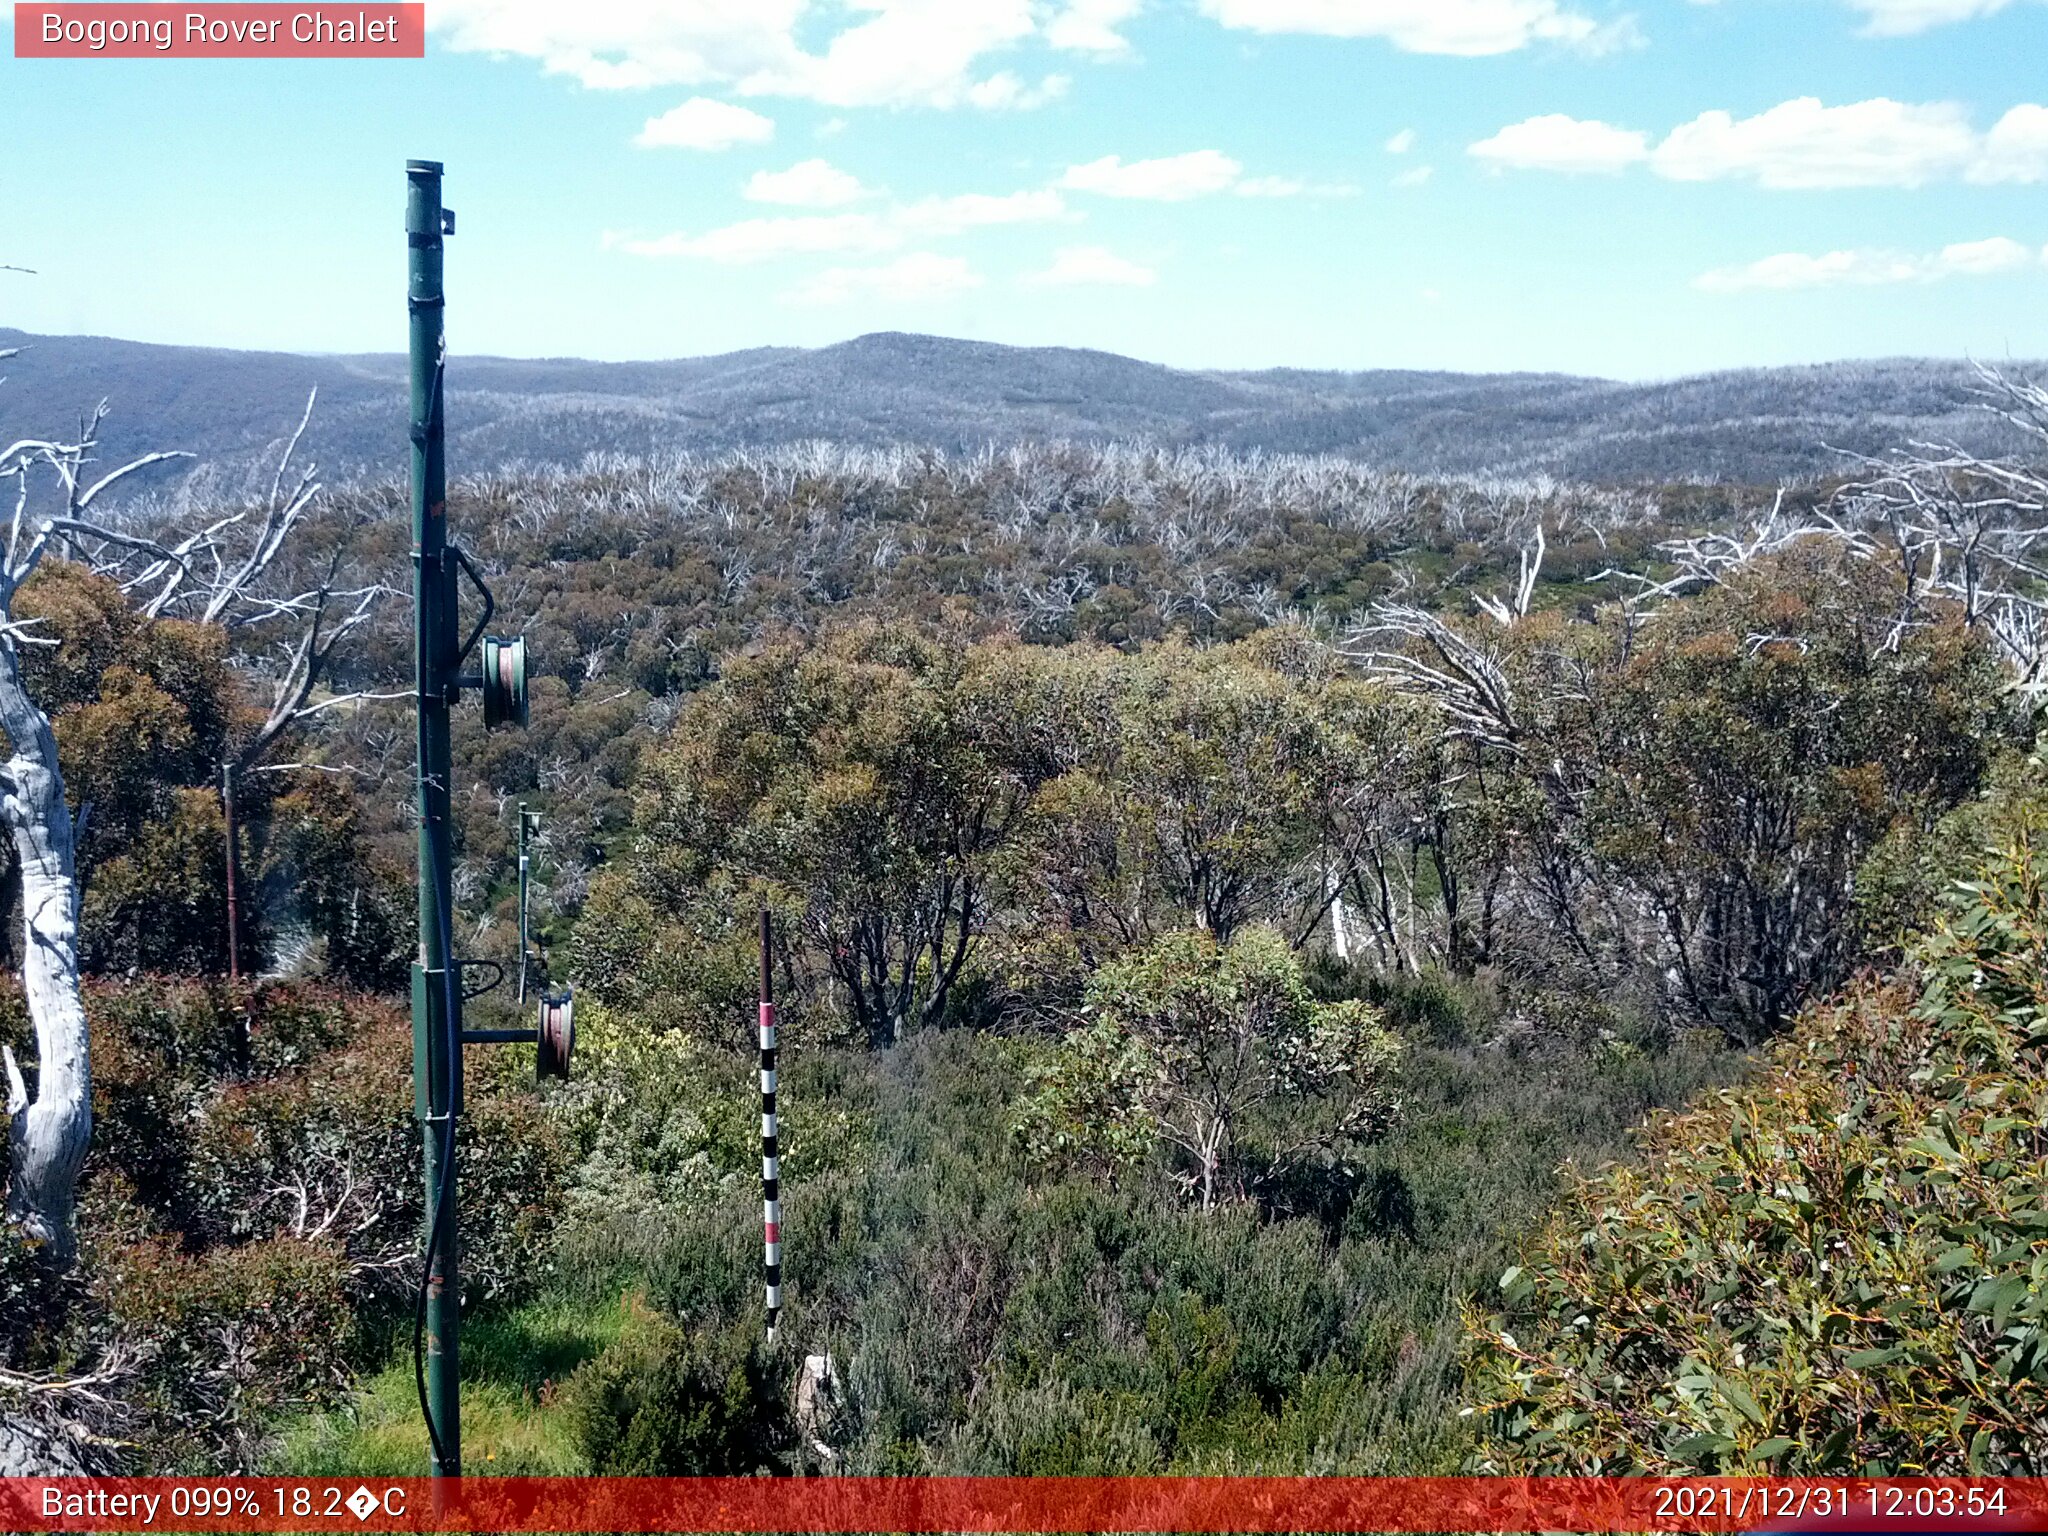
272, 1293, 637, 1475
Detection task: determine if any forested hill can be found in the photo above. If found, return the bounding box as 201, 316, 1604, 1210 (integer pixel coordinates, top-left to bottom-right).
0, 325, 2039, 487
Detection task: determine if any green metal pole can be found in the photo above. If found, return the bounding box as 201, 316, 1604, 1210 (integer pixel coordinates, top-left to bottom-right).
407, 157, 461, 1480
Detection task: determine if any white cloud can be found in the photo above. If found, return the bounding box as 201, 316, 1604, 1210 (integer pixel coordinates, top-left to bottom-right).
1651, 97, 1976, 188
1392, 164, 1435, 186
1385, 128, 1417, 154
621, 214, 896, 263
1936, 235, 2037, 273
744, 159, 869, 206
964, 70, 1071, 109
894, 190, 1073, 234
618, 187, 1068, 264
1045, 0, 1141, 54
1696, 235, 2037, 291
1061, 149, 1243, 199
1472, 96, 2048, 188
428, 0, 807, 91
784, 252, 983, 305
636, 97, 775, 151
1232, 175, 1359, 197
1839, 0, 2028, 35
1024, 245, 1158, 286
1972, 104, 2048, 183
430, 0, 1058, 111
738, 0, 1037, 109
1468, 114, 1649, 173
1196, 0, 1626, 56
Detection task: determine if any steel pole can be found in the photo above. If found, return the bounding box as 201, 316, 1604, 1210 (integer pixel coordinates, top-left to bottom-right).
407, 157, 461, 1479
220, 762, 241, 984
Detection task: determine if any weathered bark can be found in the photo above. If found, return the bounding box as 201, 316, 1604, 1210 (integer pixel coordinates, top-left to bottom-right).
0, 643, 89, 1266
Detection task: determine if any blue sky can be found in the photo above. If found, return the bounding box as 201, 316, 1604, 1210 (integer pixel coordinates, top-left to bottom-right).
3, 0, 2047, 378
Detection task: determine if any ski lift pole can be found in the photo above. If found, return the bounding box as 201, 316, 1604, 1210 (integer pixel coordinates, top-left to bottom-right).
407, 157, 463, 1480
760, 908, 781, 1344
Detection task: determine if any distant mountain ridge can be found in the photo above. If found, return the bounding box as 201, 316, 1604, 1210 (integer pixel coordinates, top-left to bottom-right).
0, 327, 2038, 490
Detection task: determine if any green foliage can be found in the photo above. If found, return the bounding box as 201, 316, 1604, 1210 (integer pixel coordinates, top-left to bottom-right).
276, 1292, 636, 1475
0, 561, 408, 983
1009, 1020, 1156, 1186
598, 628, 1431, 1048
255, 776, 411, 991
1488, 550, 2007, 1037
1464, 827, 2048, 1473
1021, 928, 1400, 1210
93, 1233, 355, 1466
615, 623, 1047, 1047
525, 1016, 1734, 1478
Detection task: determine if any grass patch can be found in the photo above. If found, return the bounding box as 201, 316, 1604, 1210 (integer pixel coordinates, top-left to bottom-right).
272, 1292, 637, 1475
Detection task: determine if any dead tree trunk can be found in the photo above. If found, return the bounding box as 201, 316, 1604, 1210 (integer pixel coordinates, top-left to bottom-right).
0, 644, 87, 1264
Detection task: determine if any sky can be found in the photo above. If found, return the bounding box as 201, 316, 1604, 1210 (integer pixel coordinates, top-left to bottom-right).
3, 0, 2047, 379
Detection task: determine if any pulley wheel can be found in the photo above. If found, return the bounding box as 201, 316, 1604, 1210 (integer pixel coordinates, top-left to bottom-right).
537, 989, 574, 1081
481, 635, 528, 730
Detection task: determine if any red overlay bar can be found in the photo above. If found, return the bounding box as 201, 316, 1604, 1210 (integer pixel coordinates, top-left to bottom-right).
5, 1478, 2047, 1533
13, 4, 424, 57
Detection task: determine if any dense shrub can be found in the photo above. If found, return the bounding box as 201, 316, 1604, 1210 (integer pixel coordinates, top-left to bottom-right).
557, 1304, 790, 1475
3, 978, 568, 1470
91, 1233, 356, 1466
1464, 824, 2048, 1472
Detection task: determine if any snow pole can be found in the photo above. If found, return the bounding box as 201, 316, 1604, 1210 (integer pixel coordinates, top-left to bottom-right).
760, 907, 781, 1343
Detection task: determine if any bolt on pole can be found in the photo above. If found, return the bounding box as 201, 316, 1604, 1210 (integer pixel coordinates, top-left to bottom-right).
408, 156, 462, 1480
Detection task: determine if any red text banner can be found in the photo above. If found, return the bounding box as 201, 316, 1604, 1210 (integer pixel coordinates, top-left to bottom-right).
4, 1477, 2047, 1533
13, 4, 424, 58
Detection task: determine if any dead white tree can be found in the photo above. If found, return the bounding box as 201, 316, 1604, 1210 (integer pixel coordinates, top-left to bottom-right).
1342, 602, 1520, 754
1830, 368, 2048, 696
1476, 520, 1546, 627
1583, 367, 2048, 698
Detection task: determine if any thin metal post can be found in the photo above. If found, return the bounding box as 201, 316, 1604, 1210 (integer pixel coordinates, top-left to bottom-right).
516, 803, 530, 1003
760, 908, 780, 1343
408, 157, 461, 1480
220, 762, 241, 983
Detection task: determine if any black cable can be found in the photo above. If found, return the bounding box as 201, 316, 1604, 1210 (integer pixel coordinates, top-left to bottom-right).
408, 327, 459, 1473
413, 1092, 455, 1469
413, 882, 461, 1473
406, 230, 461, 1474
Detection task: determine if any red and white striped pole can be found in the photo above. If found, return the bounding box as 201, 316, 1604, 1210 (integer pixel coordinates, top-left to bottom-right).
759, 908, 781, 1343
